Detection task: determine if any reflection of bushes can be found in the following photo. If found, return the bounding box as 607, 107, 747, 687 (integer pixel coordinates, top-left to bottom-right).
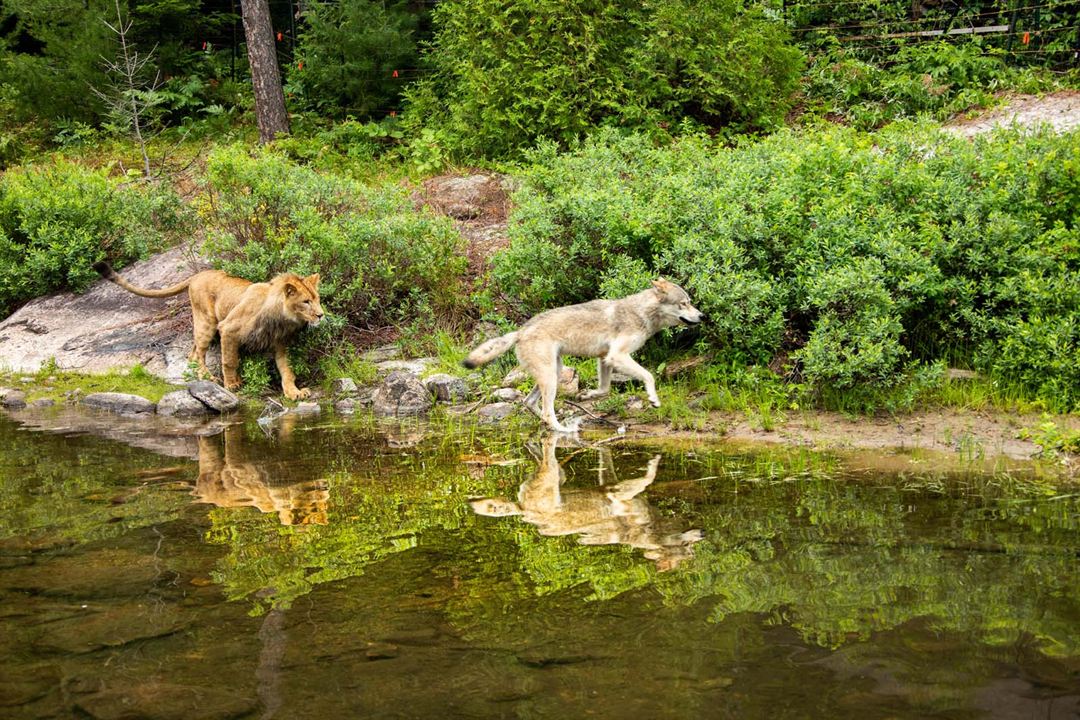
494, 125, 1080, 409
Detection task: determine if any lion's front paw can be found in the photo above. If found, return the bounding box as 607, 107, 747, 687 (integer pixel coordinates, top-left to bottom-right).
284, 386, 311, 401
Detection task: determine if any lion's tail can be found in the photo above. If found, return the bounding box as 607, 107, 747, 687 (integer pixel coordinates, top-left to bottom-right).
93, 261, 192, 298
462, 332, 518, 369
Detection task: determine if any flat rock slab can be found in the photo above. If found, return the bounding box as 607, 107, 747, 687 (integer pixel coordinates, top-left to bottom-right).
82, 392, 155, 415
187, 381, 239, 413
375, 358, 436, 376
0, 247, 210, 381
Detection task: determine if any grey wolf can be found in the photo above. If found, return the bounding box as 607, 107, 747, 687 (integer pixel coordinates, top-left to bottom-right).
93, 262, 323, 400
463, 279, 703, 432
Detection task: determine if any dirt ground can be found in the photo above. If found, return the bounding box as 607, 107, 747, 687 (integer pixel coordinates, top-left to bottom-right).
944, 89, 1080, 136
619, 407, 1079, 478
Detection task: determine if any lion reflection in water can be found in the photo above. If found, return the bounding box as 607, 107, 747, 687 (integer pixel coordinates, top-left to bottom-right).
193, 420, 329, 526
470, 437, 703, 571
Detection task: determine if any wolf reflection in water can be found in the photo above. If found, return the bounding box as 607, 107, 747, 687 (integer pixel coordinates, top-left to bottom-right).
191, 420, 330, 526
470, 437, 703, 571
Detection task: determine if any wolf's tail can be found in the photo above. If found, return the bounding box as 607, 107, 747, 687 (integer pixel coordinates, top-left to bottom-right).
93, 261, 193, 298
462, 331, 518, 369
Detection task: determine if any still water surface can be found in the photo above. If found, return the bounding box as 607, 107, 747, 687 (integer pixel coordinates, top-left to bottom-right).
0, 410, 1078, 719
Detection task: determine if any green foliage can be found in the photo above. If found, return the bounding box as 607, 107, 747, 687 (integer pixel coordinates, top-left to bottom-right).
199, 144, 469, 329
288, 0, 419, 118
493, 125, 1080, 408
804, 43, 1018, 130
1019, 416, 1080, 457
404, 0, 803, 159
0, 159, 190, 314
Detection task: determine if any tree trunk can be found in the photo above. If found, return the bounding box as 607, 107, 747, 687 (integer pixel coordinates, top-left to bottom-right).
240, 0, 290, 143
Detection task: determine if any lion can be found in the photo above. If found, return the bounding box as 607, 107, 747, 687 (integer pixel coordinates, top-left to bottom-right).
93, 262, 324, 400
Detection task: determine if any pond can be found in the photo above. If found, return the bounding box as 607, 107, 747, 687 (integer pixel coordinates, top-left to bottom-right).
1, 409, 1078, 719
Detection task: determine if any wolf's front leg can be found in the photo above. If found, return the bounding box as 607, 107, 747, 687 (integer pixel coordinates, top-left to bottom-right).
609, 353, 659, 407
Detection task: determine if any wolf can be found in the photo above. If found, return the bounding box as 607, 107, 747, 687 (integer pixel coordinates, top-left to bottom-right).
463, 279, 704, 432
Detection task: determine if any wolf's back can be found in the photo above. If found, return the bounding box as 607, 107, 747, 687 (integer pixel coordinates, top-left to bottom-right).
462, 332, 518, 369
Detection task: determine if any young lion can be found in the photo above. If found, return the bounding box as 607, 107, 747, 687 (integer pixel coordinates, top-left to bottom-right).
93, 262, 324, 400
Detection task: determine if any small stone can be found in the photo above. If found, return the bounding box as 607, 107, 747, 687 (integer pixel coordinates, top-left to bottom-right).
82, 392, 154, 415
491, 387, 522, 402
502, 367, 528, 385
478, 402, 517, 423
28, 398, 55, 409
0, 388, 27, 409
334, 397, 359, 414
372, 371, 432, 417
64, 388, 83, 403
422, 373, 468, 402
156, 390, 212, 417
330, 377, 358, 397
291, 401, 321, 416
186, 381, 240, 413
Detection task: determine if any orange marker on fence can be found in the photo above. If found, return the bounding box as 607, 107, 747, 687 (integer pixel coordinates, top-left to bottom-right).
1022, 31, 1030, 45
277, 32, 283, 41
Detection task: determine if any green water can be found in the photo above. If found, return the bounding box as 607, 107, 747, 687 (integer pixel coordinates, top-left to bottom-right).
0, 410, 1078, 719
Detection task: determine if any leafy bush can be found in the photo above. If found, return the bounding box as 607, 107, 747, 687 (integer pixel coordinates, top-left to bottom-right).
199, 145, 468, 331
804, 43, 1029, 130
0, 160, 190, 314
494, 125, 1080, 408
404, 0, 802, 159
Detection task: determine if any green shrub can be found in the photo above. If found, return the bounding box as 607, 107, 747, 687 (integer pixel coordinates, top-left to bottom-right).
0, 159, 190, 314
493, 124, 1080, 408
404, 0, 802, 159
199, 145, 468, 331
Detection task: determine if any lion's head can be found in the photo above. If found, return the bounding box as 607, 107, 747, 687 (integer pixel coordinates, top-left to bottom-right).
280, 273, 324, 328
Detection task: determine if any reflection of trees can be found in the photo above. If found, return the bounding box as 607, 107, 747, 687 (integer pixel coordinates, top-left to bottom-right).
190, 427, 1080, 654
471, 437, 703, 571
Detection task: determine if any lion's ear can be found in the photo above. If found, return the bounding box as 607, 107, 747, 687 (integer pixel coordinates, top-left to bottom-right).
305, 273, 320, 289
284, 282, 298, 297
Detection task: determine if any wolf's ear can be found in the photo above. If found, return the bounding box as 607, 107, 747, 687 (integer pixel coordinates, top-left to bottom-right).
651, 278, 672, 295
284, 282, 298, 297
305, 273, 320, 289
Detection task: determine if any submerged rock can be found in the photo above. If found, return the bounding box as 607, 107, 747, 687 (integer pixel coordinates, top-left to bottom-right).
28, 398, 55, 409
74, 681, 256, 720
291, 401, 321, 416
372, 371, 432, 417
423, 373, 468, 402
1, 388, 27, 409
478, 402, 517, 423
187, 381, 239, 413
157, 390, 212, 417
82, 392, 155, 415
